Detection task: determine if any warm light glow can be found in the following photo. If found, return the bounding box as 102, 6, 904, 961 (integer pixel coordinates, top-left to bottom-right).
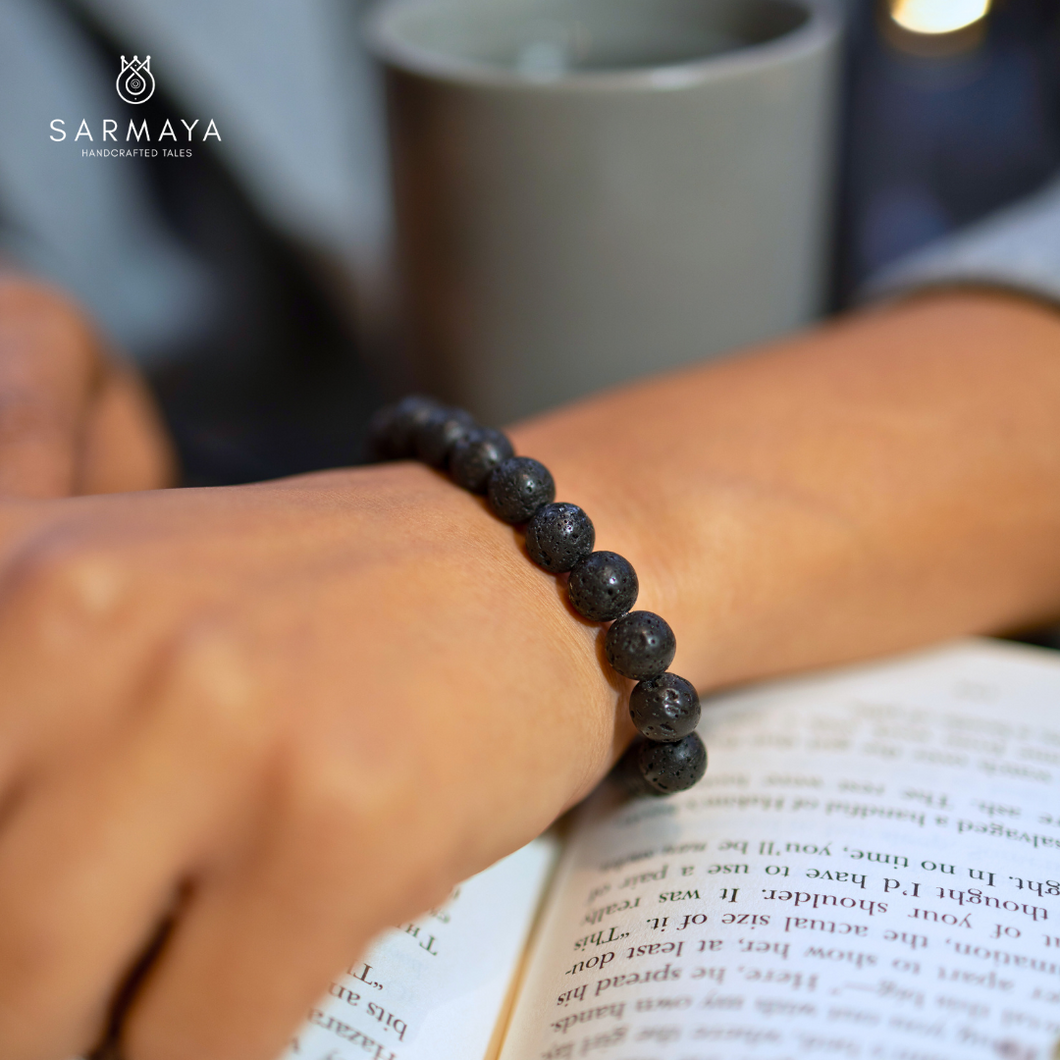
890, 0, 991, 34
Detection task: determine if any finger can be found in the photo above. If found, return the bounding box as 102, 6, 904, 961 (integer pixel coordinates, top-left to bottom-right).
0, 280, 100, 498
0, 469, 455, 765
78, 364, 177, 495
117, 563, 550, 1060
0, 624, 271, 1060
0, 492, 289, 766
122, 756, 451, 1060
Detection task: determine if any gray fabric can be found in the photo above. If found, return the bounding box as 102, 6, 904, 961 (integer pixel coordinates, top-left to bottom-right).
76, 0, 391, 277
0, 0, 215, 356
0, 0, 392, 359
863, 173, 1060, 310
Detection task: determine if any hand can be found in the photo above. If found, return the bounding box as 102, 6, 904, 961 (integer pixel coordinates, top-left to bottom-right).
3, 288, 1060, 1060
0, 465, 631, 1060
0, 276, 174, 498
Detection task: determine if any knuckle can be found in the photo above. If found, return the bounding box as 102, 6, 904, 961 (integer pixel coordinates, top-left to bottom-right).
287, 752, 368, 831
277, 749, 455, 920
258, 737, 385, 867
276, 741, 422, 872
157, 622, 273, 765
1, 536, 129, 641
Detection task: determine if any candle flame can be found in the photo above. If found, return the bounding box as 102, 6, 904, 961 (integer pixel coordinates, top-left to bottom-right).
890, 0, 991, 35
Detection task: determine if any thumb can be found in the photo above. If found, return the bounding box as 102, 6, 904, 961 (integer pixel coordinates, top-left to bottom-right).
79, 363, 177, 495
0, 278, 102, 499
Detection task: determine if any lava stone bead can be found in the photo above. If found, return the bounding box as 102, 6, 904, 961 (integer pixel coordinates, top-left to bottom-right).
365, 394, 440, 461
415, 407, 477, 467
605, 611, 676, 681
487, 457, 556, 524
567, 551, 638, 622
629, 673, 700, 742
449, 427, 515, 493
525, 503, 595, 573
620, 733, 707, 797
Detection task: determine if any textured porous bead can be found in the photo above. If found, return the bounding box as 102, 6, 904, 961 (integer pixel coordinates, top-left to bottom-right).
449, 427, 514, 493
365, 394, 440, 461
525, 503, 595, 573
487, 457, 556, 524
415, 407, 477, 467
605, 611, 676, 681
615, 733, 707, 797
629, 673, 700, 742
568, 551, 638, 622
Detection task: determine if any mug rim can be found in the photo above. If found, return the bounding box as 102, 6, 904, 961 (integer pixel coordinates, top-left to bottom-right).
364, 0, 839, 92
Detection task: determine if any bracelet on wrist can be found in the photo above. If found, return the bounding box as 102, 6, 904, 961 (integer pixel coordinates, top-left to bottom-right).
366, 395, 708, 797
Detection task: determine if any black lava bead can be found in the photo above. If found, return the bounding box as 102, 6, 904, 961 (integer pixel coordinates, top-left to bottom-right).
365, 394, 440, 461
638, 732, 707, 794
415, 407, 477, 467
487, 457, 556, 524
449, 427, 515, 493
615, 733, 707, 797
605, 611, 676, 681
568, 551, 638, 622
629, 672, 700, 742
525, 503, 595, 573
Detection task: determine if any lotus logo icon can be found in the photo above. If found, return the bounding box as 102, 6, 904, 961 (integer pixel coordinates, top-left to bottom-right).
117, 55, 155, 105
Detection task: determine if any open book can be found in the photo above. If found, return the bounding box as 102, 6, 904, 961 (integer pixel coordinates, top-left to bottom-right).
284, 638, 1060, 1060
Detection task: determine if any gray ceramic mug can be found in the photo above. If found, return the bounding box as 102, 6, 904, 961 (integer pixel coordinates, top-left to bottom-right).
367, 0, 841, 425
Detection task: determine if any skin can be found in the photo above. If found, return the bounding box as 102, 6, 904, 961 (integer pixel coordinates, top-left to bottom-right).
0, 278, 1057, 1059
0, 278, 174, 499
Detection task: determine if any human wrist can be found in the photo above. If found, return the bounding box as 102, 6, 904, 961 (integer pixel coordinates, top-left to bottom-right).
348, 458, 633, 770
364, 405, 708, 796
512, 289, 1060, 697
506, 419, 856, 694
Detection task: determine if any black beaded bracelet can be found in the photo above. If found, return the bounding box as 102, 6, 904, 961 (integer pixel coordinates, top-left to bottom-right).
366, 395, 708, 797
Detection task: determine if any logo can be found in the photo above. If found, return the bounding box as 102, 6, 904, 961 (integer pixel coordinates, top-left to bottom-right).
48, 53, 221, 159
117, 55, 155, 105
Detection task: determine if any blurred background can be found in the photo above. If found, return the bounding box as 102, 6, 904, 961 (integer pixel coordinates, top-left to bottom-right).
1, 0, 1059, 486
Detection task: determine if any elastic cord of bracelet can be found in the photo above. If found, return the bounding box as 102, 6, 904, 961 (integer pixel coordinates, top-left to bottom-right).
366, 395, 708, 798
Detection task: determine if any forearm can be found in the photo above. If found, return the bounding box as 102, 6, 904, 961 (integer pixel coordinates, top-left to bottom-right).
512, 291, 1060, 694
5, 290, 1060, 1060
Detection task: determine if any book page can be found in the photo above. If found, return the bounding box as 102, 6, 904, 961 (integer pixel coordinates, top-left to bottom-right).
283, 834, 557, 1060
499, 639, 1060, 1060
